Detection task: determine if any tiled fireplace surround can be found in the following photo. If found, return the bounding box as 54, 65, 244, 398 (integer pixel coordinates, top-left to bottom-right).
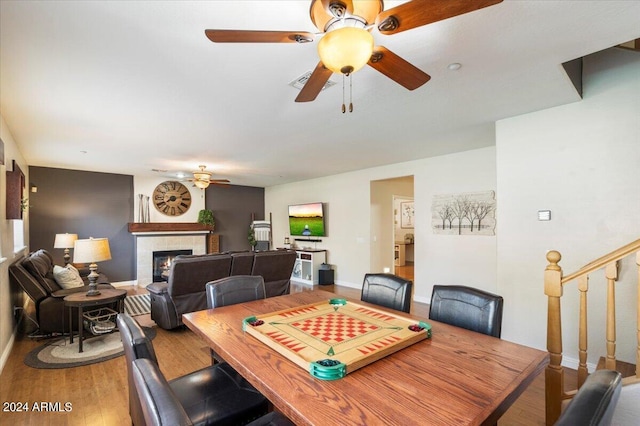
132, 230, 208, 286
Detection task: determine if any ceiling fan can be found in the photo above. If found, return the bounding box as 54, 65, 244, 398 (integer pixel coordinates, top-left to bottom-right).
187, 165, 230, 189
205, 0, 503, 103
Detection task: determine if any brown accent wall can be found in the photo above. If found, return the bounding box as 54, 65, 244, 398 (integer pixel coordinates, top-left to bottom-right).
205, 185, 265, 252
28, 167, 135, 282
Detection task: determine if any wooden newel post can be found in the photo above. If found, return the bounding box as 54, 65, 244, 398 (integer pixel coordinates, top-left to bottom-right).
605, 261, 618, 370
544, 250, 564, 426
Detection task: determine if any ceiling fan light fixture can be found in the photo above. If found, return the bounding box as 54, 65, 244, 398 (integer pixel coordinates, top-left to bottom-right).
193, 171, 211, 181
317, 27, 373, 75
194, 179, 210, 189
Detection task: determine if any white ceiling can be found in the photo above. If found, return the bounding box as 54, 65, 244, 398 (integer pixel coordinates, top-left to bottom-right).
1, 1, 639, 187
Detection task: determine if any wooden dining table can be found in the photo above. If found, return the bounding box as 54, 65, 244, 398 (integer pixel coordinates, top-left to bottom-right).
182, 290, 547, 426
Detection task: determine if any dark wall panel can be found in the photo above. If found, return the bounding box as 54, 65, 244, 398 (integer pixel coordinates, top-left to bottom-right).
28, 167, 135, 282
205, 185, 264, 252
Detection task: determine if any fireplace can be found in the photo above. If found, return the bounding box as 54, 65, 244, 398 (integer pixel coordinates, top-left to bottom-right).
129, 223, 209, 286
152, 250, 192, 282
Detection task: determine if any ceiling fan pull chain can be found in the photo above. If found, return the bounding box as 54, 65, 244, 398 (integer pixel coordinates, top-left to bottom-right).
349, 74, 353, 113
342, 74, 346, 113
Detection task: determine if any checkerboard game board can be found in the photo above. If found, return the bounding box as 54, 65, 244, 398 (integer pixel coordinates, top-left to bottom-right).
243, 298, 431, 380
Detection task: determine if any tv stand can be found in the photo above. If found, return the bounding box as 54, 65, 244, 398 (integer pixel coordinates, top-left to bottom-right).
291, 249, 326, 286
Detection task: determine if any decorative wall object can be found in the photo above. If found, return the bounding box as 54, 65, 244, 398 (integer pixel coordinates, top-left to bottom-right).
0, 138, 4, 165
138, 194, 150, 222
143, 195, 150, 222
432, 191, 496, 236
138, 194, 144, 222
400, 201, 414, 229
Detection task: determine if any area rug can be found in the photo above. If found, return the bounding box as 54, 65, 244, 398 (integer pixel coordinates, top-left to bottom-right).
24, 327, 156, 369
124, 293, 151, 316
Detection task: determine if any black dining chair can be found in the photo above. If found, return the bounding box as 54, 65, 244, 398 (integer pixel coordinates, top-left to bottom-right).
205, 275, 266, 364
205, 275, 266, 309
117, 313, 268, 426
132, 358, 295, 426
360, 273, 412, 313
555, 370, 622, 426
428, 285, 504, 338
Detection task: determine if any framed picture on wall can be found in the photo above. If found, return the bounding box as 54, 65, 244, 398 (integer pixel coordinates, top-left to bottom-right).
0, 138, 4, 165
400, 201, 414, 229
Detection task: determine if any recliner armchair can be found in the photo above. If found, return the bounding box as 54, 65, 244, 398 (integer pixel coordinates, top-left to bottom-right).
148, 250, 297, 330
147, 254, 232, 330
250, 251, 296, 298
9, 249, 112, 334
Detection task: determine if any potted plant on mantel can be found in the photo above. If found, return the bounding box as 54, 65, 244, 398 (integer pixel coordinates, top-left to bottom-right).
197, 209, 215, 230
198, 209, 219, 253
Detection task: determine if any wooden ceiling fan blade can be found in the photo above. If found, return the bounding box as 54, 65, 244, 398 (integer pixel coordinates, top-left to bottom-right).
375, 0, 503, 35
295, 62, 333, 102
209, 179, 230, 183
368, 46, 430, 90
205, 29, 314, 43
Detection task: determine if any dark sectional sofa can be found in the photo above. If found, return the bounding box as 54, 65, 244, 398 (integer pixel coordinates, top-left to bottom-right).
147, 249, 297, 330
9, 249, 112, 334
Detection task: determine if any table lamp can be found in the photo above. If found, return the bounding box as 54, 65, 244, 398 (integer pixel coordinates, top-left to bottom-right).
73, 237, 111, 296
53, 233, 78, 265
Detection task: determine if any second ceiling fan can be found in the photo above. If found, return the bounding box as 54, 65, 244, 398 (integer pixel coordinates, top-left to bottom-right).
205, 0, 503, 103
187, 165, 230, 189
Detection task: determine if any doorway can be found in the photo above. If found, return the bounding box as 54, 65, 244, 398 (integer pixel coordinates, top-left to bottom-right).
393, 195, 414, 281
369, 176, 414, 279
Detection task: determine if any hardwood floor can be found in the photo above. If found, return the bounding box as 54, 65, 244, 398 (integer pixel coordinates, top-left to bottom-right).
0, 284, 563, 425
394, 262, 414, 282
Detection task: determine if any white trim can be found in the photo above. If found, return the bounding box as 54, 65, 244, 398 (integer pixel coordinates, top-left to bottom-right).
0, 324, 18, 376
13, 245, 27, 256
562, 355, 597, 373
0, 257, 7, 265
111, 280, 145, 288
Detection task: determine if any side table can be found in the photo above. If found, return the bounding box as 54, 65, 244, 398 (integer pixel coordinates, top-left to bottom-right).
64, 288, 127, 353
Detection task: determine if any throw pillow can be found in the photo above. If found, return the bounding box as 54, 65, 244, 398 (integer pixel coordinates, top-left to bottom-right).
53, 265, 84, 289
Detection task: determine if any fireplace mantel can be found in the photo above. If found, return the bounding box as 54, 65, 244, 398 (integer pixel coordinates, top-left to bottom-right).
128, 222, 213, 234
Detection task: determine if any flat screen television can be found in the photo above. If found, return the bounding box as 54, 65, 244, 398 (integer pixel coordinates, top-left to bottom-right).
288, 202, 326, 237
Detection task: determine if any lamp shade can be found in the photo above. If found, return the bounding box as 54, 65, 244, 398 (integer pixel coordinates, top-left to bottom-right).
73, 238, 112, 264
194, 179, 210, 189
54, 233, 78, 249
317, 27, 374, 75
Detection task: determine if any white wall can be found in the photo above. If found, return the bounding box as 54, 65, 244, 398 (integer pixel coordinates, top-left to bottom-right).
0, 114, 29, 373
496, 48, 640, 364
265, 145, 497, 305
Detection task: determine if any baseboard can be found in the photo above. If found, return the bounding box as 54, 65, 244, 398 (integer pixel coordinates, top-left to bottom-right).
0, 323, 19, 376
413, 294, 430, 305
111, 280, 144, 288
561, 355, 597, 373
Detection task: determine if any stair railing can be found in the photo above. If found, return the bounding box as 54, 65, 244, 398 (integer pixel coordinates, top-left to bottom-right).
544, 238, 640, 425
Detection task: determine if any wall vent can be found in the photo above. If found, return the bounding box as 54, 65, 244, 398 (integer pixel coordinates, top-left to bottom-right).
289, 71, 336, 91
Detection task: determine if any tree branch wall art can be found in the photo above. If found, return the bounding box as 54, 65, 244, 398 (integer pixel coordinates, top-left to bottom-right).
431, 191, 496, 236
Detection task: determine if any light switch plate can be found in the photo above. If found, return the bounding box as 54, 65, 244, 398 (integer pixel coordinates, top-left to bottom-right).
538, 210, 551, 221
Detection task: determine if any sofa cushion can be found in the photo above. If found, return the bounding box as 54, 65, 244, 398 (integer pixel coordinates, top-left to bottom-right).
53, 264, 84, 289
23, 249, 62, 293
